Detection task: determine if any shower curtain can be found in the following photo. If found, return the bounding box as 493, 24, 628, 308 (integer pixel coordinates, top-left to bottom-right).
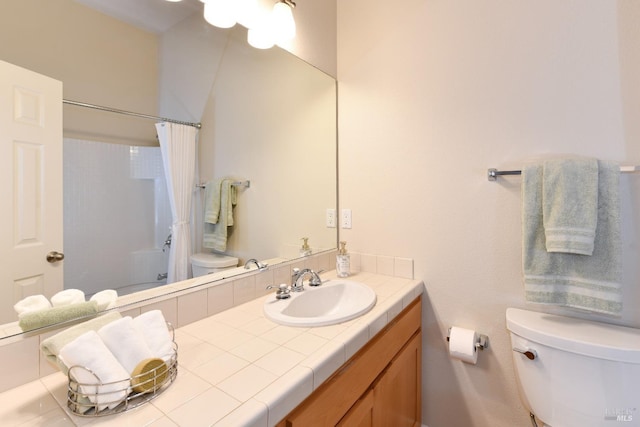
156, 122, 197, 283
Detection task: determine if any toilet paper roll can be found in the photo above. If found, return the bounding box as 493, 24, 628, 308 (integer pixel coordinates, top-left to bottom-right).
448, 326, 478, 364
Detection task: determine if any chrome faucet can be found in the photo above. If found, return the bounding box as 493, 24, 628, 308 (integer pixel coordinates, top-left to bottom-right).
291, 268, 323, 292
244, 258, 268, 271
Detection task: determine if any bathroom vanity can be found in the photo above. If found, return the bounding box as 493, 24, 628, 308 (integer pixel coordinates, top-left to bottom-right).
276, 297, 421, 426
0, 270, 423, 427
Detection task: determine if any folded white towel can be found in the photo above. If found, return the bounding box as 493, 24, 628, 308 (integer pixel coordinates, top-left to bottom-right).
90, 290, 118, 311
13, 295, 51, 315
41, 311, 122, 374
58, 330, 130, 410
98, 316, 154, 374
51, 289, 85, 307
133, 310, 174, 361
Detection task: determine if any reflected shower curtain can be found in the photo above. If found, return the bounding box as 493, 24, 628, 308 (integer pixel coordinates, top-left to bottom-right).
156, 122, 197, 283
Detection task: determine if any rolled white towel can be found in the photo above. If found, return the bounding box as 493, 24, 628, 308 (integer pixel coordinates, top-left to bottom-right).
58, 330, 129, 410
90, 290, 118, 311
133, 310, 174, 361
98, 316, 153, 374
13, 295, 51, 315
51, 289, 85, 307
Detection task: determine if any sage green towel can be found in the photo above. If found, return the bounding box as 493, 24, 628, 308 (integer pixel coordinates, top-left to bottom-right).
19, 301, 99, 333
522, 160, 622, 315
40, 310, 122, 374
543, 158, 599, 255
203, 178, 237, 252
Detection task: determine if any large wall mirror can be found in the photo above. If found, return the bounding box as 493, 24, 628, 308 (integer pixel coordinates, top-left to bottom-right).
0, 0, 337, 338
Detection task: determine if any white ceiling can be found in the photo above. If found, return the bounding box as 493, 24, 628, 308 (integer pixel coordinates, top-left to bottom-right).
74, 0, 203, 33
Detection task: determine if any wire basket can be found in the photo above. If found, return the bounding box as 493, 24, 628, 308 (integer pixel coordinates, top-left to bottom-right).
66, 325, 178, 417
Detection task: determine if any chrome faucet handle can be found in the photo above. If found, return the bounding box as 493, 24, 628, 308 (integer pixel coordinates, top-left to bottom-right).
266, 284, 291, 300
308, 270, 324, 287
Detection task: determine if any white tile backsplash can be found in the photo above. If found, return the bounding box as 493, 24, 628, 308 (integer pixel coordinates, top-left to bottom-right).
0, 251, 414, 397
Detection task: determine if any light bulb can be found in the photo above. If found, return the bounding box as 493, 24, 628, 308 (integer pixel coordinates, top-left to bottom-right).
204, 0, 236, 29
247, 23, 274, 49
271, 1, 295, 42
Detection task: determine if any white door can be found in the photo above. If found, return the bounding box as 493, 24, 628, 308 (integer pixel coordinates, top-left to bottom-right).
0, 60, 63, 325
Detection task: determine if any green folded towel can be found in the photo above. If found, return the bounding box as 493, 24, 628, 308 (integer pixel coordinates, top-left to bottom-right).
542, 158, 599, 255
203, 178, 237, 252
522, 160, 622, 315
19, 301, 100, 333
40, 310, 122, 374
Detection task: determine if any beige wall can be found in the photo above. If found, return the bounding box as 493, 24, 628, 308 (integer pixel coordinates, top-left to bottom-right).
0, 0, 159, 145
337, 1, 640, 426
196, 27, 337, 263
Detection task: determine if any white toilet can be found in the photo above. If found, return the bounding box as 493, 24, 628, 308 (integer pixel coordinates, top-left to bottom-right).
506, 308, 640, 427
191, 252, 238, 277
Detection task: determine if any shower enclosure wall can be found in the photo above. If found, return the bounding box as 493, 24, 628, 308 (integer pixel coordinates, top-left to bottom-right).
63, 138, 172, 297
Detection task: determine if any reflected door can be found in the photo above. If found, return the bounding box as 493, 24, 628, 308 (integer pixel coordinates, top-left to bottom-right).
0, 60, 63, 324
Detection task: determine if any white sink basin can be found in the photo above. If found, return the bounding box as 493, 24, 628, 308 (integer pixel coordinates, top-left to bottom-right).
263, 279, 377, 327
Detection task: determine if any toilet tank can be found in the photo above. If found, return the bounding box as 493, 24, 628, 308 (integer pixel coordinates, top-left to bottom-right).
191, 253, 238, 277
506, 308, 640, 427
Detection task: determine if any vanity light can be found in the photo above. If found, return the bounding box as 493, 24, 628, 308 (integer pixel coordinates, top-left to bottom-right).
203, 0, 237, 29
271, 0, 296, 42
247, 22, 275, 49
247, 0, 296, 49
199, 0, 296, 49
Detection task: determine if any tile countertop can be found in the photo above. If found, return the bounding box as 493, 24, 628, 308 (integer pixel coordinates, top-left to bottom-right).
0, 271, 424, 427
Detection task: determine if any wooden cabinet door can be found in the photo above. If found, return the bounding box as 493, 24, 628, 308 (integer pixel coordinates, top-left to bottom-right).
337, 389, 374, 427
373, 331, 422, 427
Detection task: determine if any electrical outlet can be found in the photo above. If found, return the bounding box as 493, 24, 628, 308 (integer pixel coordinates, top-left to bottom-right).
341, 208, 352, 229
326, 208, 336, 228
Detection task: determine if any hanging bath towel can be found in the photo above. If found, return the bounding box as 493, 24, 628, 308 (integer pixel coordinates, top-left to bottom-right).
522, 159, 622, 315
203, 179, 237, 252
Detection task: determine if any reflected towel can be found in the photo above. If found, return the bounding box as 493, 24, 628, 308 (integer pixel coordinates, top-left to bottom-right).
58, 330, 130, 410
203, 179, 237, 252
522, 161, 622, 315
98, 316, 154, 374
133, 310, 174, 361
543, 159, 599, 255
14, 295, 51, 315
90, 290, 118, 311
41, 311, 122, 374
51, 289, 85, 307
18, 301, 99, 332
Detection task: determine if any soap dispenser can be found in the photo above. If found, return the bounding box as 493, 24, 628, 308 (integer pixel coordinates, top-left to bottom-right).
336, 241, 350, 277
300, 237, 312, 257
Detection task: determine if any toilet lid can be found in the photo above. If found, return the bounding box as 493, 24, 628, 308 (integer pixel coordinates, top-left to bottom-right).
506, 308, 640, 364
191, 253, 238, 268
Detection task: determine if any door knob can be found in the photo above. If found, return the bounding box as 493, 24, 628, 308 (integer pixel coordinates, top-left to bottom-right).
46, 251, 65, 263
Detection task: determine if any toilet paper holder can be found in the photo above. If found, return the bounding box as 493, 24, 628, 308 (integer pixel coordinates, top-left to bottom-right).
446, 327, 489, 350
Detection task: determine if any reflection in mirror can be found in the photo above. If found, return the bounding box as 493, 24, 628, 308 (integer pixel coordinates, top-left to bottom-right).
0, 0, 337, 339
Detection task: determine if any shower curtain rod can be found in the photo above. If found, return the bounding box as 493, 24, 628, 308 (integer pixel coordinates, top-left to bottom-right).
62, 99, 202, 129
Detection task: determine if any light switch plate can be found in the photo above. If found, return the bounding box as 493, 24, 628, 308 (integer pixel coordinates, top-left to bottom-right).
341, 208, 352, 229
326, 208, 336, 228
